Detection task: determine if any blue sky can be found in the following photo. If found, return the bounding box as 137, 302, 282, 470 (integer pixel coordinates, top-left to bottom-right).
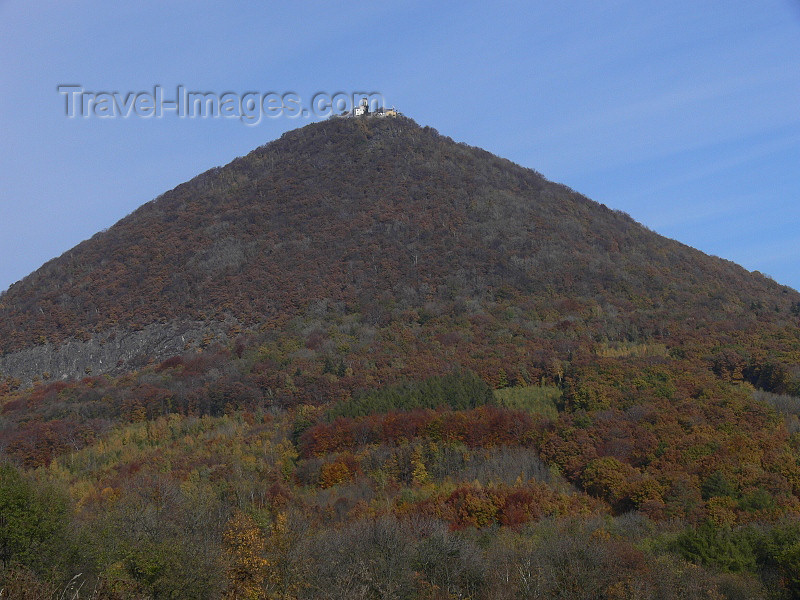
1, 0, 799, 292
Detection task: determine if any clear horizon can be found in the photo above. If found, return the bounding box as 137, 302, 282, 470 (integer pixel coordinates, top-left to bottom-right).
1, 1, 799, 292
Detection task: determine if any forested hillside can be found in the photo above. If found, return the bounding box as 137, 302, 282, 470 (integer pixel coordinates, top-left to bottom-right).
2, 116, 800, 598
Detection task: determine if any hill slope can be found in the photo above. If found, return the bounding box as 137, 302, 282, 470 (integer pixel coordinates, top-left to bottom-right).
3, 116, 800, 598
1, 116, 798, 385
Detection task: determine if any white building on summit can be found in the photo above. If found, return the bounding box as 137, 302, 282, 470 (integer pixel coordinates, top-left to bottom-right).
347, 98, 398, 118
354, 98, 370, 116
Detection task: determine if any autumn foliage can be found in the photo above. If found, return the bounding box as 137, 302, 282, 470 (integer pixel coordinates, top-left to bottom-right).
1, 117, 800, 598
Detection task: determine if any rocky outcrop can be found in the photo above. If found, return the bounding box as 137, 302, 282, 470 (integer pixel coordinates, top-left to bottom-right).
0, 320, 231, 387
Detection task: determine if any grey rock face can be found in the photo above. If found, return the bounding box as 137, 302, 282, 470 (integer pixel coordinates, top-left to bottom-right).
0, 321, 230, 386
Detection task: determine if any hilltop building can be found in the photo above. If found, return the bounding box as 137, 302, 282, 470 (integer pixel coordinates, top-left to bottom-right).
374, 107, 397, 117
340, 98, 399, 118
354, 98, 369, 116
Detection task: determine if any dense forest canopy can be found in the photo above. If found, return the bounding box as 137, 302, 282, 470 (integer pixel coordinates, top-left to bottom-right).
1, 116, 800, 598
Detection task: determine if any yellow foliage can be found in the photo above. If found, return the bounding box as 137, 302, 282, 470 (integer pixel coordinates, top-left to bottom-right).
130, 403, 147, 423
223, 510, 269, 599
411, 446, 428, 485
100, 486, 119, 503
319, 461, 351, 488
706, 496, 738, 527
629, 477, 666, 508
595, 342, 668, 359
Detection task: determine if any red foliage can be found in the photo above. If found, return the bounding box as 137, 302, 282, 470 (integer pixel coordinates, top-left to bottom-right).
2, 419, 99, 468
155, 355, 184, 372
298, 406, 540, 458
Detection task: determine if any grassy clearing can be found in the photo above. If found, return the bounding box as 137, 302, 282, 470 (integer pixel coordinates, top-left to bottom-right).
493, 385, 560, 419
